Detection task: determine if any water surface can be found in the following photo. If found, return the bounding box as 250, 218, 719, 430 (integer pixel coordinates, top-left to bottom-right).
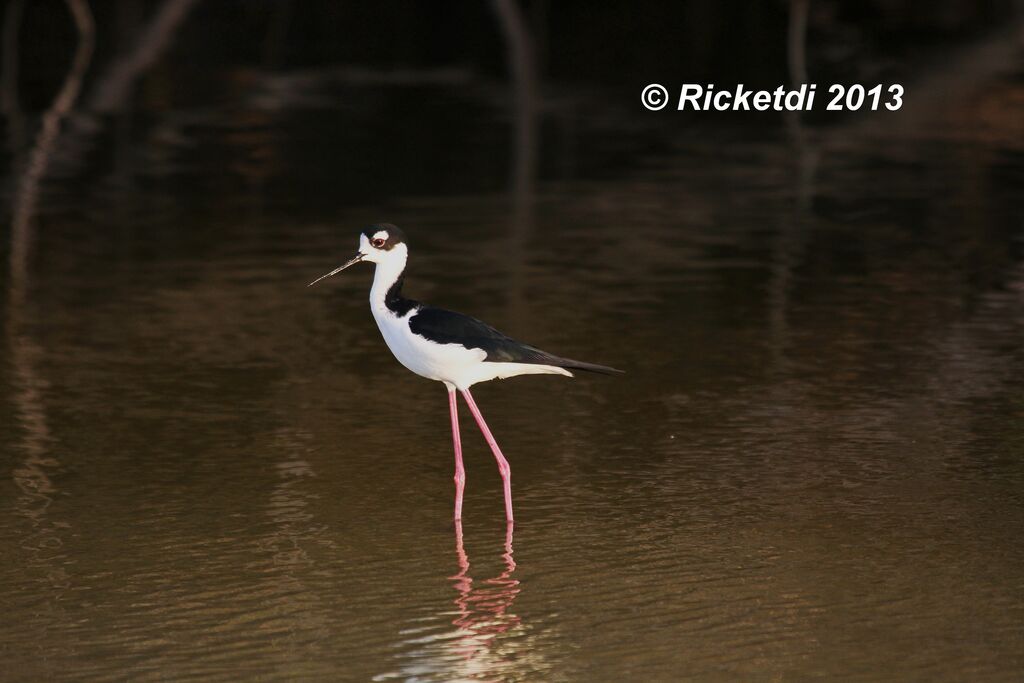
2, 66, 1024, 681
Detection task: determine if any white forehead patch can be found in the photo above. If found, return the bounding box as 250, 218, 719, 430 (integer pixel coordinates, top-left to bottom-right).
373, 231, 389, 241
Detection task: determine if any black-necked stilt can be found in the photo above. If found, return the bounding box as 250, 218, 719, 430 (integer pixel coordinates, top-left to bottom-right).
309, 224, 621, 521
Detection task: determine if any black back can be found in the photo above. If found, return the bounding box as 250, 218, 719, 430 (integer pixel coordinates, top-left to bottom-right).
408, 306, 622, 374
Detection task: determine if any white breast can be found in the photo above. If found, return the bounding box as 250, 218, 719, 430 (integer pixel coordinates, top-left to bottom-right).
371, 304, 487, 383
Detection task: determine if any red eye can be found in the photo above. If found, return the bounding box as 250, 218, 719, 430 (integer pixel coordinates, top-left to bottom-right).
371, 238, 385, 248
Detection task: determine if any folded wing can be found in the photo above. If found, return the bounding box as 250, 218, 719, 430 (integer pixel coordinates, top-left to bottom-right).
409, 306, 623, 375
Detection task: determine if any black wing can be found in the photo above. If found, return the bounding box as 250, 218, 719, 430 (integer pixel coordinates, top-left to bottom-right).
408, 306, 622, 374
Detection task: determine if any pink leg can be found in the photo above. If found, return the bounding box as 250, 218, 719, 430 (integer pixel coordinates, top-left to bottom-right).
448, 387, 465, 521
460, 388, 514, 522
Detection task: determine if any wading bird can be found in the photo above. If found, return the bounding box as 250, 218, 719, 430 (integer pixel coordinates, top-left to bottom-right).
309, 225, 621, 521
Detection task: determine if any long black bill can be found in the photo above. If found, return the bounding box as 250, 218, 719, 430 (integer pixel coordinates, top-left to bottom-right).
307, 253, 364, 287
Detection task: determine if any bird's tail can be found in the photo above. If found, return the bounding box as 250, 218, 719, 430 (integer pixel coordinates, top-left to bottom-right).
552, 357, 624, 376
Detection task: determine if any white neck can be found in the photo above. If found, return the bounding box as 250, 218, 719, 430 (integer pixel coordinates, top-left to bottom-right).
369, 244, 409, 312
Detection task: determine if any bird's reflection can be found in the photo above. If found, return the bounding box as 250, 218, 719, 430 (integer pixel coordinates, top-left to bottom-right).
447, 521, 522, 661
381, 522, 528, 681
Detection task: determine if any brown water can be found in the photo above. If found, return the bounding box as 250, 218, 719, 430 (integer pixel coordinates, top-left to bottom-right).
2, 69, 1024, 681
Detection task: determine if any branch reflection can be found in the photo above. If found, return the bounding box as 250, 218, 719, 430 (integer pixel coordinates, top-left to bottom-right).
491, 0, 539, 327
7, 0, 94, 634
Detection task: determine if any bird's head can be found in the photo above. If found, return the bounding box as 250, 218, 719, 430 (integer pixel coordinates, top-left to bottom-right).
308, 224, 408, 286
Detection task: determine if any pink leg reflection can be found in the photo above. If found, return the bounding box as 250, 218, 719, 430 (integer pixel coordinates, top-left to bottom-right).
450, 521, 521, 649
448, 386, 465, 520
460, 389, 514, 521
450, 520, 472, 596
